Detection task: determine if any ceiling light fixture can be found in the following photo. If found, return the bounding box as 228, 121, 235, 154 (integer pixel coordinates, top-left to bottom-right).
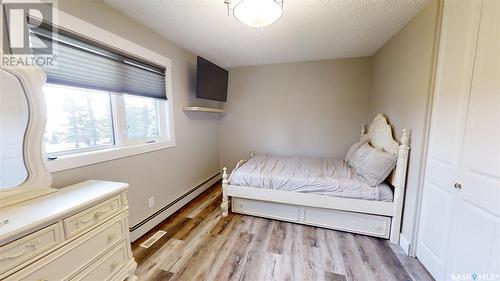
224, 0, 284, 28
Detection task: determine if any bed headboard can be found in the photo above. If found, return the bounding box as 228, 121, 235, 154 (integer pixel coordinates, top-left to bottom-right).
361, 114, 411, 189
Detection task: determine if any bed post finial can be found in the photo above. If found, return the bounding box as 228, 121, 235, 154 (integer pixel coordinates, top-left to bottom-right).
401, 129, 411, 147
360, 124, 367, 141
221, 167, 230, 217
250, 150, 255, 157
222, 167, 228, 184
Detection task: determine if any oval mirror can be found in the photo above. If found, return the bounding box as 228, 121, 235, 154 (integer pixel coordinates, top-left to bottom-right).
0, 68, 29, 189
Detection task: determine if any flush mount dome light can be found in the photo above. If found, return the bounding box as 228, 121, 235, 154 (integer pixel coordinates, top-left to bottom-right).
228, 0, 284, 28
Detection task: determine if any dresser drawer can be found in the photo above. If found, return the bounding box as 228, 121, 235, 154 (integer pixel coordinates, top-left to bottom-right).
5, 215, 127, 281
0, 223, 62, 275
73, 243, 128, 281
64, 195, 122, 238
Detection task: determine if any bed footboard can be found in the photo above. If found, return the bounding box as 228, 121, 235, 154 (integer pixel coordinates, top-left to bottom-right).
221, 151, 255, 217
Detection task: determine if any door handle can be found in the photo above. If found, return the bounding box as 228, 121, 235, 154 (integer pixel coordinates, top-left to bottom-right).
454, 183, 462, 190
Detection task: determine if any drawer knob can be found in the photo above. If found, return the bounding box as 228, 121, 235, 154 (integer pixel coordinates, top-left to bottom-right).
0, 240, 41, 262
0, 219, 9, 227
110, 262, 118, 271
107, 234, 115, 243
94, 211, 102, 220
454, 183, 462, 189
26, 240, 40, 250
94, 206, 113, 220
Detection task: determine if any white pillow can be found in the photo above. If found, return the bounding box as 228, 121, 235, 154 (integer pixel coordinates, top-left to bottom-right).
345, 140, 367, 163
349, 143, 397, 187
347, 142, 371, 169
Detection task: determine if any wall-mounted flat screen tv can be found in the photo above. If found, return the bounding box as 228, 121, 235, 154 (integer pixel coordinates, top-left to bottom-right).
196, 56, 228, 102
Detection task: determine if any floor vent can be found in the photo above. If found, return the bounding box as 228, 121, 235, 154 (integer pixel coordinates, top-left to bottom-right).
140, 230, 167, 248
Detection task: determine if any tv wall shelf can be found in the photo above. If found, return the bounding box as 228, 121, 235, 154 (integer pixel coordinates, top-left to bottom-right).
183, 106, 225, 113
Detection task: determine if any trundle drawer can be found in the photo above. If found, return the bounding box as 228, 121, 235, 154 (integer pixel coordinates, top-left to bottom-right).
232, 197, 391, 239
64, 195, 122, 238
233, 197, 300, 221
5, 215, 126, 281
304, 207, 391, 238
0, 223, 62, 275
73, 243, 128, 281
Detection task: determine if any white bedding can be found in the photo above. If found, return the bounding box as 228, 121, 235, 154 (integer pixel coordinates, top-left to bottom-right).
229, 154, 393, 202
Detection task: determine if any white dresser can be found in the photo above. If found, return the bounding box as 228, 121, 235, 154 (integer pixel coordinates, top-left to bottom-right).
0, 180, 137, 281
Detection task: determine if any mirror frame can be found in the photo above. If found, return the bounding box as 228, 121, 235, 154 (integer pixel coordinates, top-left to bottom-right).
0, 45, 56, 208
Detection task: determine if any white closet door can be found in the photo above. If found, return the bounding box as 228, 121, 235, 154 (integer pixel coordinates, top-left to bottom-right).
445, 1, 500, 278
416, 1, 482, 280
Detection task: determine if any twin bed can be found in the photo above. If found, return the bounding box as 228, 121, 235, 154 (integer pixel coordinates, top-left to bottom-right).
221, 114, 410, 244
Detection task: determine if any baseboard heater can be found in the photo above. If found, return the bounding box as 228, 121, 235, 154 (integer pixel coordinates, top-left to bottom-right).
129, 172, 221, 232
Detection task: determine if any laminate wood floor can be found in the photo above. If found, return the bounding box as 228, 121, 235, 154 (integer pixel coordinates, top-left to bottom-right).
132, 182, 434, 281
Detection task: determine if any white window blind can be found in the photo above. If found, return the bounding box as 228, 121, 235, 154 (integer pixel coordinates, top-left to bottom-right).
30, 22, 167, 100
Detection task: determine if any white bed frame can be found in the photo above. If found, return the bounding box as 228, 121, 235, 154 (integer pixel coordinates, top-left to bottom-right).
221, 114, 410, 244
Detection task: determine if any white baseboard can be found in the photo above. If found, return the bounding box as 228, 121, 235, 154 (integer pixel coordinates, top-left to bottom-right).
399, 233, 411, 255
130, 172, 221, 242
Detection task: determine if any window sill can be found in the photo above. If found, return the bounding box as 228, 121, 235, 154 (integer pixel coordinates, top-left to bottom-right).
45, 140, 176, 173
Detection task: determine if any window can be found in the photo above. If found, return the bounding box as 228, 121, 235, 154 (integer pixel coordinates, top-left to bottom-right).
44, 84, 172, 157
123, 95, 161, 143
30, 20, 174, 172
44, 84, 114, 154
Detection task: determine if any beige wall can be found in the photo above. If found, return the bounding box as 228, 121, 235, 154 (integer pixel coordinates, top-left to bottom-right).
54, 0, 222, 230
219, 58, 372, 168
368, 1, 440, 245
